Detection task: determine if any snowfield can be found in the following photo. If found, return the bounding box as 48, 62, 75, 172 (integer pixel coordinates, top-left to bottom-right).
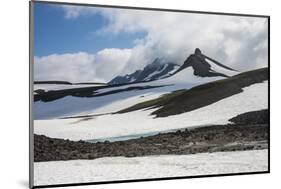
34, 149, 268, 186
97, 67, 223, 93
205, 59, 239, 77
34, 68, 224, 119
34, 89, 169, 120
34, 81, 268, 141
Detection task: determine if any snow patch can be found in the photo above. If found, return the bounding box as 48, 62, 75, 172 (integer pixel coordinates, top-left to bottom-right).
34, 149, 268, 186
144, 64, 169, 81
205, 59, 239, 77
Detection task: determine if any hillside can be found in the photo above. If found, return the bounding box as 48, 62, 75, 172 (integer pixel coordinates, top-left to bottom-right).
118, 67, 268, 117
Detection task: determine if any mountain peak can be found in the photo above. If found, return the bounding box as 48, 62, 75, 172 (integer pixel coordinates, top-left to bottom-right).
174, 48, 237, 77
108, 59, 180, 85
147, 58, 161, 68
194, 48, 202, 55
108, 48, 238, 85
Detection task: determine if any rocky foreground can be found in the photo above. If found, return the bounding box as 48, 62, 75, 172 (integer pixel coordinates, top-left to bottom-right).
34, 110, 268, 162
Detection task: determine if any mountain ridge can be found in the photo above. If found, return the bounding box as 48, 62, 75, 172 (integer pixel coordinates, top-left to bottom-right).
173, 48, 238, 77
108, 58, 180, 85
109, 48, 238, 85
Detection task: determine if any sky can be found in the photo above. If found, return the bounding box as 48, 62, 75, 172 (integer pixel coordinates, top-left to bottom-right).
33, 2, 268, 83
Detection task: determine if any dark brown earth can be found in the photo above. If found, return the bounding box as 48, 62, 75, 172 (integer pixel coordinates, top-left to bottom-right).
34, 109, 268, 162
34, 124, 268, 162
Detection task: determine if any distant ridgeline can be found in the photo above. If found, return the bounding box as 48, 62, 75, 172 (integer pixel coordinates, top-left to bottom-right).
34, 81, 106, 85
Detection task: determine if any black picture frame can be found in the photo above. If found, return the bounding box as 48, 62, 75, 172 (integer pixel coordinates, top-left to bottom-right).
29, 1, 270, 188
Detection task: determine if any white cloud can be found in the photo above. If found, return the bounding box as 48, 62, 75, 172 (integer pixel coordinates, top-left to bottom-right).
34, 49, 132, 83
92, 9, 268, 71
40, 5, 268, 82
60, 5, 98, 19
34, 52, 96, 82
94, 48, 132, 81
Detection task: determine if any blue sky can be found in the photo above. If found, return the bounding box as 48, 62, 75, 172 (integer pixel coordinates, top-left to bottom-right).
34, 2, 268, 82
34, 2, 145, 57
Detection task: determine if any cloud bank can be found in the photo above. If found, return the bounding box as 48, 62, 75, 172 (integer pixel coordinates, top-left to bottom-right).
34, 49, 132, 83
35, 5, 268, 82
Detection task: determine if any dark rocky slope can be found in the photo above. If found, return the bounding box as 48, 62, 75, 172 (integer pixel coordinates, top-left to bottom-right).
118, 67, 268, 117
230, 109, 268, 124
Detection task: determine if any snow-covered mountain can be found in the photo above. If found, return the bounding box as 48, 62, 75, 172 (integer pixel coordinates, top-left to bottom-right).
33, 48, 242, 119
33, 48, 268, 141
108, 58, 180, 85
109, 48, 238, 86
34, 69, 268, 140
33, 45, 268, 188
